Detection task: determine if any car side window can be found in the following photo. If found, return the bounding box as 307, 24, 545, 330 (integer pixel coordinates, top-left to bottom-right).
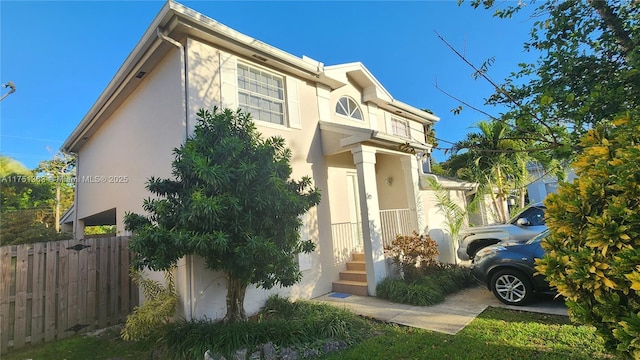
516, 207, 546, 226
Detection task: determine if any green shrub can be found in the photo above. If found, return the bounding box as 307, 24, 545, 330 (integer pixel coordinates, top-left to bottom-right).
387, 231, 440, 282
536, 113, 640, 359
162, 295, 372, 359
121, 268, 178, 341
376, 264, 472, 306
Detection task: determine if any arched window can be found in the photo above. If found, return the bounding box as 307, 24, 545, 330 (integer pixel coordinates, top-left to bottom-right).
336, 97, 363, 120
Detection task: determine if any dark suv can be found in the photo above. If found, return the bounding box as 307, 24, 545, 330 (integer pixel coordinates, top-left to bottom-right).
470, 230, 552, 305
457, 202, 547, 261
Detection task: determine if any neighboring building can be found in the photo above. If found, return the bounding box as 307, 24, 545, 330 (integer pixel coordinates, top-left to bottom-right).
526, 162, 576, 204
61, 1, 442, 321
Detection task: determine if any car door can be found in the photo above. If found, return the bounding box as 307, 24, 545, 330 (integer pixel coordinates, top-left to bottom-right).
511, 206, 547, 240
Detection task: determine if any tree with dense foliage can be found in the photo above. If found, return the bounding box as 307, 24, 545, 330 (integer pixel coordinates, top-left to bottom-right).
0, 155, 74, 245
461, 0, 639, 160
0, 156, 30, 176
536, 112, 640, 358
124, 108, 321, 323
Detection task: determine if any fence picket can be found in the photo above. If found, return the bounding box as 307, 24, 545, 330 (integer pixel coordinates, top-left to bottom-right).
0, 246, 11, 353
30, 242, 45, 345
98, 239, 108, 329
77, 240, 88, 334
67, 240, 79, 335
109, 238, 119, 324
86, 238, 97, 331
44, 242, 57, 342
13, 245, 29, 348
119, 237, 130, 320
56, 240, 69, 340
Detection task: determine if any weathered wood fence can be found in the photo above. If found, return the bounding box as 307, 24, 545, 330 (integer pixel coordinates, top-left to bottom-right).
0, 236, 139, 354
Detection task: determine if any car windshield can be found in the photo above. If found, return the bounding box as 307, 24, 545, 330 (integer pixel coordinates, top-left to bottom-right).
526, 229, 550, 244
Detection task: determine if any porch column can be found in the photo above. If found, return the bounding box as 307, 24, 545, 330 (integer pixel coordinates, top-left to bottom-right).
351, 145, 387, 295
401, 155, 426, 234
74, 219, 85, 240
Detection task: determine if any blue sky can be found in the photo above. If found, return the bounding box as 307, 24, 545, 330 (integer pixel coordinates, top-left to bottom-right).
0, 1, 540, 169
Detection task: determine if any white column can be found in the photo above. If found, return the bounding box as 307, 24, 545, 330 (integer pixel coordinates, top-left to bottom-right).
74, 219, 85, 240
351, 145, 387, 295
401, 155, 426, 234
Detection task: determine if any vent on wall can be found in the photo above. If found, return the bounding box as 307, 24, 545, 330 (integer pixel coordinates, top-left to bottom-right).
252, 54, 268, 62
135, 71, 146, 79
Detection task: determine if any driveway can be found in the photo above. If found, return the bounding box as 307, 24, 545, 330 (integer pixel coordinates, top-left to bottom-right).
314, 285, 567, 335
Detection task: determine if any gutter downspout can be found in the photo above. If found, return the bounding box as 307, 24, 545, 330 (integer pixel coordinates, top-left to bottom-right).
156, 27, 193, 321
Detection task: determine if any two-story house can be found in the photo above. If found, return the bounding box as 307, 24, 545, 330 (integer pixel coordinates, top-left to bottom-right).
60, 1, 441, 320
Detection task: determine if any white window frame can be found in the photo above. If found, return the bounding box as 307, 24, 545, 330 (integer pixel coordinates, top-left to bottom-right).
335, 96, 363, 121
237, 62, 286, 126
391, 117, 411, 138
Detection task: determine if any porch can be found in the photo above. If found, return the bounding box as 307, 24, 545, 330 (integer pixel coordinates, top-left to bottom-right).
331, 208, 419, 260
330, 208, 418, 296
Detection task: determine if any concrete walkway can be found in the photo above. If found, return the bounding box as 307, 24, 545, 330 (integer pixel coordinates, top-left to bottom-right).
313, 286, 567, 335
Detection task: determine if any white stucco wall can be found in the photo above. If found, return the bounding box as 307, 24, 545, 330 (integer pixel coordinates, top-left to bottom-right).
75, 50, 184, 229
420, 189, 470, 264
375, 153, 409, 210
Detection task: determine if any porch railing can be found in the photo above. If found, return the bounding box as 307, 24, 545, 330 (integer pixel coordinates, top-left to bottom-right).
380, 209, 418, 248
331, 222, 363, 265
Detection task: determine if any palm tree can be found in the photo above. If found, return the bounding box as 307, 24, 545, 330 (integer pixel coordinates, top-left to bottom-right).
445, 120, 529, 222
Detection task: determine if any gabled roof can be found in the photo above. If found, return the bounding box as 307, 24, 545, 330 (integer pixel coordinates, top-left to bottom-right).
325, 62, 440, 125
61, 1, 439, 153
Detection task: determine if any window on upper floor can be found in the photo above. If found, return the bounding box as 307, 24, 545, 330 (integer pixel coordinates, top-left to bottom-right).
391, 118, 410, 138
237, 63, 285, 125
335, 96, 363, 120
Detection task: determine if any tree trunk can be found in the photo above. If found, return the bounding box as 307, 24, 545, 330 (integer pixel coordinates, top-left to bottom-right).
586, 0, 635, 59
224, 273, 248, 323
495, 167, 508, 222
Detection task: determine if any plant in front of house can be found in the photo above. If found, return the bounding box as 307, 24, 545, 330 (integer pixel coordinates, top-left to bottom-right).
121, 268, 178, 341
536, 112, 640, 359
387, 231, 440, 282
378, 231, 472, 306
162, 295, 372, 359
124, 107, 320, 323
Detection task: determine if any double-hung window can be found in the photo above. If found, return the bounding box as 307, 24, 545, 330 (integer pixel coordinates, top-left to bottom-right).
237, 63, 285, 125
391, 118, 410, 138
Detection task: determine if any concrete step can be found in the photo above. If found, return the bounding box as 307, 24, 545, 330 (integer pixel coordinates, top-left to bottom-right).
346, 260, 366, 271
339, 269, 367, 282
352, 253, 365, 262
332, 280, 368, 296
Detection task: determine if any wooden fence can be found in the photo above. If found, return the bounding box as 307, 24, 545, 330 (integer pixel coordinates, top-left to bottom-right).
0, 236, 139, 354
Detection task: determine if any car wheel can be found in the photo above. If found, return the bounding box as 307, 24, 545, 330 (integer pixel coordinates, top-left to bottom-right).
490, 269, 533, 306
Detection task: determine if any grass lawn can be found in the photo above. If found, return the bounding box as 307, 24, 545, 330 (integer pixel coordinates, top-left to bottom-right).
1, 327, 154, 360
323, 307, 620, 360
3, 306, 620, 360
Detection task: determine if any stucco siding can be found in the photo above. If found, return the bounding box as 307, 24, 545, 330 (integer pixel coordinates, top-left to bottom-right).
375, 154, 409, 210
186, 38, 222, 131
75, 49, 184, 229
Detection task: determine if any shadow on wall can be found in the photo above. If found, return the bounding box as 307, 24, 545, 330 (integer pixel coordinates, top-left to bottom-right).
429, 228, 457, 264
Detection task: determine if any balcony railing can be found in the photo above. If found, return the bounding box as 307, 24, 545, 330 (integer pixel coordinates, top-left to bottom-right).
379, 209, 418, 248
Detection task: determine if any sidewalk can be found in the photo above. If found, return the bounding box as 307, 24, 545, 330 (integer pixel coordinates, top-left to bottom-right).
313, 286, 567, 335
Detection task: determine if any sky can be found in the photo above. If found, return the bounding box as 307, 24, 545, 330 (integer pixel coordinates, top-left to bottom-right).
0, 0, 541, 170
